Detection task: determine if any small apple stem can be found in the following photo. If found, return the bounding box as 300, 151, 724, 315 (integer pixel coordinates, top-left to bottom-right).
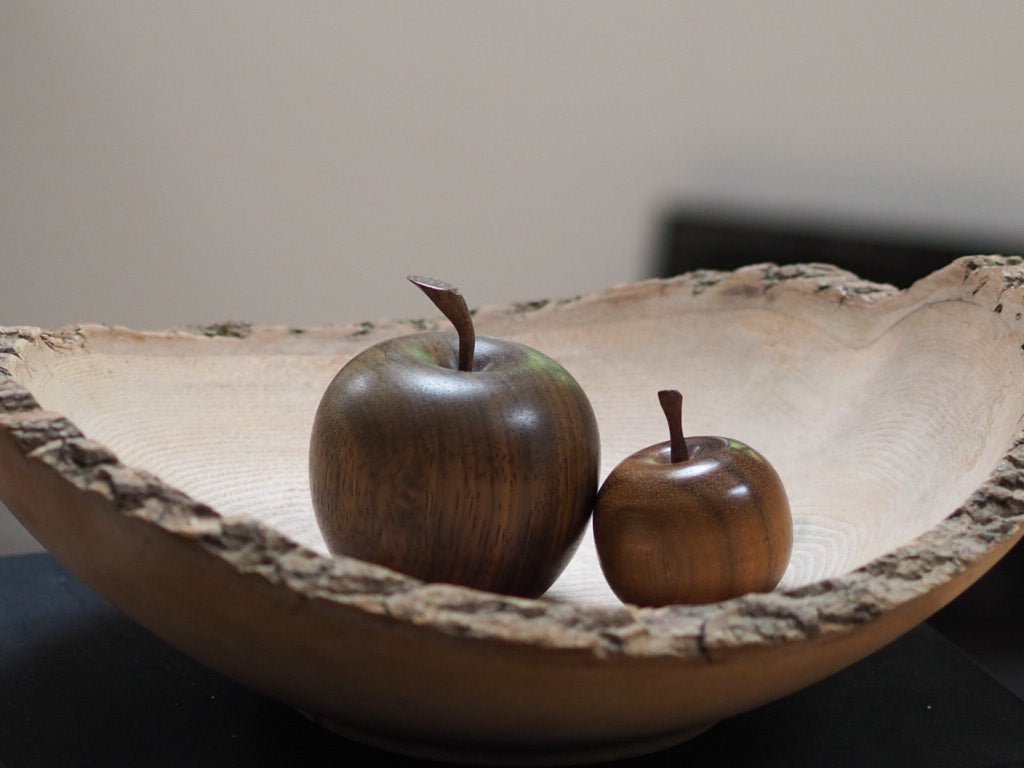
658, 389, 688, 462
408, 275, 476, 372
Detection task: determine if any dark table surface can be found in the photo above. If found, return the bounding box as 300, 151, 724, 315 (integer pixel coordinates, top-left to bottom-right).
2, 552, 1024, 768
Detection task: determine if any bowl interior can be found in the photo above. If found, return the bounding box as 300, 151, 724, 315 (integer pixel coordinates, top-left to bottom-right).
14, 290, 1023, 607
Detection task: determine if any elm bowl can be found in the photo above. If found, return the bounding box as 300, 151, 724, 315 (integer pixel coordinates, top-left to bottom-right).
1, 257, 1023, 764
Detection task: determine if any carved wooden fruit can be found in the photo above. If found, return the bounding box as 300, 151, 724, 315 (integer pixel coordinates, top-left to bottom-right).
0, 257, 1023, 764
310, 277, 599, 597
594, 390, 792, 606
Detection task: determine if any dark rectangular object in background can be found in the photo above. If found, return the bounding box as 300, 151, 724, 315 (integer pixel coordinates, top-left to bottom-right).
654, 208, 1022, 288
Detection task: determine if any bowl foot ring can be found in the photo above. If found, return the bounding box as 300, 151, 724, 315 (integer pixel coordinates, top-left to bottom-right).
301, 710, 715, 765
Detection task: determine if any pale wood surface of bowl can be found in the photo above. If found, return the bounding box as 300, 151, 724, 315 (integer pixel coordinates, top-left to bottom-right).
1, 257, 1023, 764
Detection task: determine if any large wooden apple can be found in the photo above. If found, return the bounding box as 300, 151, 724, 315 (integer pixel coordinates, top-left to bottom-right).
594, 390, 792, 606
309, 276, 600, 598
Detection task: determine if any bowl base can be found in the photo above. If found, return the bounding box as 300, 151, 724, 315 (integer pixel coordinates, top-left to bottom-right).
302, 711, 715, 765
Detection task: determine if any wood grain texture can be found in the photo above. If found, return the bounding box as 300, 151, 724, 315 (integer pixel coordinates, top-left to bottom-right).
0, 256, 1023, 762
309, 332, 599, 597
594, 436, 792, 606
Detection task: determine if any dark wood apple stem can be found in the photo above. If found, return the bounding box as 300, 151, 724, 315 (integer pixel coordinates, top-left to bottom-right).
658, 389, 688, 462
408, 275, 476, 372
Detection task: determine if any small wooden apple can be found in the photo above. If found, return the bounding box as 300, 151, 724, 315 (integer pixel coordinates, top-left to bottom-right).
593, 390, 792, 607
309, 276, 600, 598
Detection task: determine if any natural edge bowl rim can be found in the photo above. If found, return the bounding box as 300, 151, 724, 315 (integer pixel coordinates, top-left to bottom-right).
1, 256, 1023, 663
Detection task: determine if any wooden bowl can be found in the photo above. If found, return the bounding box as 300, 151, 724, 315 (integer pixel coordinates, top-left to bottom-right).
2, 257, 1023, 764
